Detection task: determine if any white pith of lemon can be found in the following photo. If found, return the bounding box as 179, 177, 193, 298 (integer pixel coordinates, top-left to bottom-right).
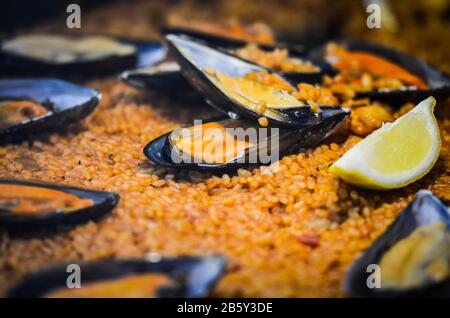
329, 96, 441, 190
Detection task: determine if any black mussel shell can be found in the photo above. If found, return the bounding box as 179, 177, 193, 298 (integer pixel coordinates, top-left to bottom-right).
122, 37, 167, 69
311, 39, 450, 104
0, 78, 100, 141
120, 62, 208, 106
121, 62, 322, 120
0, 34, 166, 77
162, 27, 337, 79
121, 62, 185, 91
344, 190, 450, 298
0, 179, 119, 232
165, 34, 343, 127
149, 118, 298, 171
161, 25, 305, 55
143, 108, 348, 171
292, 106, 350, 148
7, 254, 227, 298
121, 52, 330, 96
144, 117, 301, 171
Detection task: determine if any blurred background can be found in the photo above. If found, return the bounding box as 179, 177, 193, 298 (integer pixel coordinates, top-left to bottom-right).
1, 0, 450, 71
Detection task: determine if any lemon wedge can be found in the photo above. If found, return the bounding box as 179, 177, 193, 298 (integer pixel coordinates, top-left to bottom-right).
329, 96, 441, 190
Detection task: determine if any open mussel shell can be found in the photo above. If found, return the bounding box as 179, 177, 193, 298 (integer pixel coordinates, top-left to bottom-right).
161, 25, 305, 55
292, 106, 350, 148
120, 61, 209, 106
344, 190, 450, 298
121, 61, 185, 91
124, 37, 167, 68
7, 254, 227, 298
162, 26, 343, 80
144, 108, 348, 171
0, 179, 119, 232
144, 117, 301, 171
311, 39, 450, 104
0, 78, 100, 141
165, 34, 342, 127
0, 33, 166, 77
121, 42, 330, 93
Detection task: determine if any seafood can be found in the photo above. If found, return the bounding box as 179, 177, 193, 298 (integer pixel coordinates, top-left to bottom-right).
206, 69, 305, 120
121, 61, 183, 90
2, 34, 136, 64
165, 34, 344, 127
145, 117, 298, 169
379, 222, 450, 290
349, 103, 394, 136
0, 79, 100, 141
44, 274, 174, 298
169, 121, 257, 165
311, 40, 450, 103
0, 179, 119, 231
164, 19, 275, 46
0, 183, 92, 216
3, 0, 450, 299
344, 190, 450, 297
0, 100, 50, 130
120, 61, 208, 105
340, 100, 415, 136
8, 254, 227, 298
325, 42, 427, 90
144, 108, 348, 170
1, 34, 166, 76
120, 36, 323, 96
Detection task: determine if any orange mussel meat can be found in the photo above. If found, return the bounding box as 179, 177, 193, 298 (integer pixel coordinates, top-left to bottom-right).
0, 184, 93, 215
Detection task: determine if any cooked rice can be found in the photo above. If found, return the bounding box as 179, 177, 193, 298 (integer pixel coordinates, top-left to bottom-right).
1, 79, 449, 297
236, 44, 320, 73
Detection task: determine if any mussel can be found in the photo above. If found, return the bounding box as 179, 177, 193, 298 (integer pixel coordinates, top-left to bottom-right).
121, 46, 329, 95
121, 61, 184, 91
162, 24, 341, 81
165, 34, 344, 127
0, 100, 51, 131
7, 254, 227, 298
344, 190, 450, 297
144, 108, 348, 170
0, 78, 100, 141
162, 23, 305, 54
0, 34, 166, 77
120, 61, 210, 107
311, 40, 450, 104
0, 179, 119, 231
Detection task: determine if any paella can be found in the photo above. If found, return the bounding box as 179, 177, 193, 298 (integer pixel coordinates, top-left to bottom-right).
1, 0, 450, 298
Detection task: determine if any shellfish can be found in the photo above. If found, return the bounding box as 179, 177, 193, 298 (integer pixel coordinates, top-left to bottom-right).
0, 79, 100, 141
165, 34, 344, 127
311, 40, 450, 104
344, 190, 450, 297
0, 34, 166, 77
144, 107, 348, 171
7, 254, 227, 298
0, 179, 119, 232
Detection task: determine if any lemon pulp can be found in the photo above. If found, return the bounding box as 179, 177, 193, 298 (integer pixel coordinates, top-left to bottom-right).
329, 96, 440, 190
